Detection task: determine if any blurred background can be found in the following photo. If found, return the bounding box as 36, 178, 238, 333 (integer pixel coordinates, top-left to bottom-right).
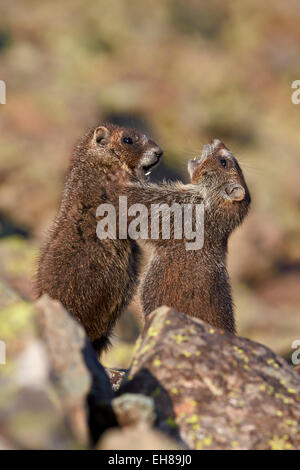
0, 0, 299, 371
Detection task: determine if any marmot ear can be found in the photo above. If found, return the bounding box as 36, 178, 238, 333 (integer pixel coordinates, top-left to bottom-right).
187, 159, 201, 181
93, 126, 110, 145
224, 183, 245, 202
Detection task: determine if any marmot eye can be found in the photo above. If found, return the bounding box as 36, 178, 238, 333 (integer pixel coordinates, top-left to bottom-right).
122, 137, 133, 144
220, 159, 227, 168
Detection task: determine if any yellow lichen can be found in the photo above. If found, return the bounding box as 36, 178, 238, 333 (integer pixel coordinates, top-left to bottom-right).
269, 435, 292, 450
233, 346, 244, 354
141, 344, 150, 354
183, 351, 191, 358
203, 436, 212, 446
131, 337, 142, 358
186, 414, 198, 424
285, 419, 297, 427
174, 334, 188, 344
196, 441, 203, 450
148, 327, 159, 337
275, 393, 292, 405
195, 436, 212, 449
153, 358, 161, 367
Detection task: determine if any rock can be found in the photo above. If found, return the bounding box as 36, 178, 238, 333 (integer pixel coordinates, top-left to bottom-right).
98, 426, 183, 450
2, 286, 299, 450
0, 385, 76, 449
120, 306, 300, 450
0, 287, 78, 449
15, 339, 49, 389
36, 295, 116, 447
112, 393, 155, 428
37, 295, 91, 445
0, 288, 119, 449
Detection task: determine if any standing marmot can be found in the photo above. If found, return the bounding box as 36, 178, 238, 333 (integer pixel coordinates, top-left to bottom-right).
105, 139, 250, 333
36, 124, 163, 354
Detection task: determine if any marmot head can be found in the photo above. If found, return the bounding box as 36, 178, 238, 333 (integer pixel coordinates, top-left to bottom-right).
188, 139, 251, 229
73, 124, 163, 180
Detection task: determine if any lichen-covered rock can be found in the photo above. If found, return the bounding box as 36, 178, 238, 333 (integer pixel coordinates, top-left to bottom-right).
37, 295, 91, 445
36, 295, 116, 446
0, 287, 78, 449
120, 306, 300, 450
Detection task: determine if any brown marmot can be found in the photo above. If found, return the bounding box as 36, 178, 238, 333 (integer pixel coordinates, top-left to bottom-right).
35, 124, 163, 354
105, 139, 250, 333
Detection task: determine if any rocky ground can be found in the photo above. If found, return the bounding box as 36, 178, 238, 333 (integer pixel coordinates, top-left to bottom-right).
1, 290, 299, 450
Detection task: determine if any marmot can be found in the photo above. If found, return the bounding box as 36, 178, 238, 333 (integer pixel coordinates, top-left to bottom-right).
105, 139, 250, 333
35, 124, 163, 354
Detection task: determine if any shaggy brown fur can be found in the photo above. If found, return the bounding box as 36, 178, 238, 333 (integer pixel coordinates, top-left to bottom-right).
106, 139, 250, 333
35, 124, 163, 355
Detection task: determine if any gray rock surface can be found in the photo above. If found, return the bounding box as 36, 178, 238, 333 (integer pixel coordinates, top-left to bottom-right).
121, 306, 300, 450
